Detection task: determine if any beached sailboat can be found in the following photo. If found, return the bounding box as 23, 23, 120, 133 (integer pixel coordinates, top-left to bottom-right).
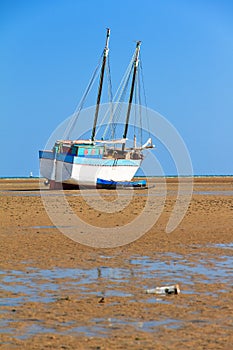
39, 29, 153, 189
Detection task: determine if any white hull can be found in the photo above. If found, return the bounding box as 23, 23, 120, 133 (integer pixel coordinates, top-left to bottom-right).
39, 155, 141, 186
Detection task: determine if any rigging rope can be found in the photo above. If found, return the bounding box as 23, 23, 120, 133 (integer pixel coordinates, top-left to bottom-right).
62, 46, 151, 148
93, 54, 114, 140
139, 55, 151, 139
101, 52, 135, 140
63, 51, 104, 140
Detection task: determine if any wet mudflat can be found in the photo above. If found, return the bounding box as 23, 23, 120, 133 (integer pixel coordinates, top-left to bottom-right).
0, 178, 233, 349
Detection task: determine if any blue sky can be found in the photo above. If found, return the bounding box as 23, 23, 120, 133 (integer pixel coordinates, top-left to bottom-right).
1, 0, 233, 176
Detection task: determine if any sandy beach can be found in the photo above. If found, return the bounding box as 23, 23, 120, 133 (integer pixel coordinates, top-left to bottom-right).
0, 177, 233, 349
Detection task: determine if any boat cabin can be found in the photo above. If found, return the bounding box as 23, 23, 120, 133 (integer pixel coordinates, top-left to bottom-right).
53, 141, 104, 159
53, 141, 142, 160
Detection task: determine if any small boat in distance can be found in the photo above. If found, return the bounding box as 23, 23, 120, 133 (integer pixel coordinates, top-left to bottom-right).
39, 29, 153, 189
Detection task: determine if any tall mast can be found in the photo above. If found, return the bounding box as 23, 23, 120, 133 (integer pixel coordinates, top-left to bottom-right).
91, 28, 110, 142
122, 41, 141, 150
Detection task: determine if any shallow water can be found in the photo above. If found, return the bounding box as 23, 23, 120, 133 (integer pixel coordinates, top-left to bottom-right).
1, 316, 181, 340
195, 190, 233, 196
1, 243, 232, 343
1, 250, 232, 311
1, 188, 233, 197
129, 253, 233, 285
212, 242, 233, 249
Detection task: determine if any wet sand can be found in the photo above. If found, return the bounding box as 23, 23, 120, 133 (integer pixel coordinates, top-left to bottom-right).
0, 177, 233, 349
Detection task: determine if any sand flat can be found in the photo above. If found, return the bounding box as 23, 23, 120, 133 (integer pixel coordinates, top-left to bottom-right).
0, 177, 233, 349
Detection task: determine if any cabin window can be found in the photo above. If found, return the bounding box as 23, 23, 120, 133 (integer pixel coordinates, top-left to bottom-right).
70, 147, 77, 156
77, 147, 104, 157
78, 148, 85, 156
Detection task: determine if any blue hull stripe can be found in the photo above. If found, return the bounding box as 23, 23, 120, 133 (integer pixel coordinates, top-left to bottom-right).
39, 151, 54, 160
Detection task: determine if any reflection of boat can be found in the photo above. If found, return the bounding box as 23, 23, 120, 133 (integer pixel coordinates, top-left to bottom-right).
39, 29, 153, 189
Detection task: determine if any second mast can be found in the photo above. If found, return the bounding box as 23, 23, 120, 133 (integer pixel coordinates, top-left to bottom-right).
91, 28, 110, 142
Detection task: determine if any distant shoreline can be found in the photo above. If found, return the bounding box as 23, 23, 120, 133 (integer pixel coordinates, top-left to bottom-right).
0, 175, 233, 180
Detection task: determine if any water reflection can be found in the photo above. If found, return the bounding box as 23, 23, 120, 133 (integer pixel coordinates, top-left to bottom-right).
1, 252, 232, 306
1, 250, 232, 339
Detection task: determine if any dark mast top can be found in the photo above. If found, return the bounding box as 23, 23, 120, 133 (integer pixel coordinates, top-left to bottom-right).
122, 40, 141, 150
91, 28, 110, 142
